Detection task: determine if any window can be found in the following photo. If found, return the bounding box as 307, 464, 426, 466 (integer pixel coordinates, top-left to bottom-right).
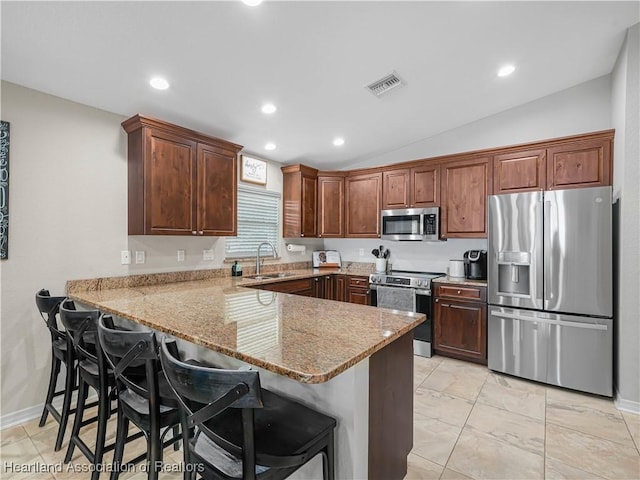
225, 185, 280, 258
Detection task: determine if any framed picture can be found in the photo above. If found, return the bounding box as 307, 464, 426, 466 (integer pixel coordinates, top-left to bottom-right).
241, 155, 267, 185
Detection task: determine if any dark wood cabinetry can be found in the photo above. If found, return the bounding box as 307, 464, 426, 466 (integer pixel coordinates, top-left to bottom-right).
434, 283, 487, 364
493, 149, 546, 194
382, 165, 439, 209
345, 172, 382, 238
260, 277, 316, 297
317, 174, 345, 238
346, 276, 370, 305
334, 274, 346, 302
547, 138, 611, 190
282, 165, 318, 238
440, 157, 491, 239
122, 115, 241, 236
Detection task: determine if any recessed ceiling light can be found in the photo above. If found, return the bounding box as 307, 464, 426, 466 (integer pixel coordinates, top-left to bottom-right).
261, 103, 277, 114
149, 77, 170, 90
242, 0, 263, 6
497, 65, 516, 77
333, 137, 345, 147
264, 142, 276, 151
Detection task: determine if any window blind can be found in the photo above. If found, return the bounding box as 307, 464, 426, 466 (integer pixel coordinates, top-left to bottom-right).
225, 185, 280, 258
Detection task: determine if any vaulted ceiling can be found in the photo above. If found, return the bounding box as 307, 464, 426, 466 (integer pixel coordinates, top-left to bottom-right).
2, 1, 638, 168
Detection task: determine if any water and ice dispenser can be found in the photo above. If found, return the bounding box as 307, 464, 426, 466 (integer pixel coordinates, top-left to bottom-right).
496, 251, 531, 297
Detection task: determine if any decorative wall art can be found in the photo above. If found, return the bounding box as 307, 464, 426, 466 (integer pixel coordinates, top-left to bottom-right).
0, 121, 8, 260
240, 155, 267, 185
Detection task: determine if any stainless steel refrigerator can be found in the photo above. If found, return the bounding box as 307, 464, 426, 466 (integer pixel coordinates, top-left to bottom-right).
487, 186, 613, 396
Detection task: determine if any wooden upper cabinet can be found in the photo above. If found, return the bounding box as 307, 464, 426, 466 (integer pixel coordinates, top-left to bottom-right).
493, 149, 546, 194
382, 168, 410, 209
440, 157, 491, 239
197, 142, 237, 235
382, 165, 439, 209
281, 165, 318, 238
123, 115, 242, 236
411, 164, 440, 207
546, 138, 611, 190
345, 172, 382, 238
317, 174, 345, 238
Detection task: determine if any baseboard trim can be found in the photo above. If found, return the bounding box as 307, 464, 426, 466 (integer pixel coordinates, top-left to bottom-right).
615, 391, 640, 414
0, 392, 98, 430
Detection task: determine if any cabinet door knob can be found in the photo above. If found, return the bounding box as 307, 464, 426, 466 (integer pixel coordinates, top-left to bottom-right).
301, 233, 305, 237
315, 278, 319, 282
199, 231, 204, 235
457, 290, 461, 294
192, 231, 197, 235
435, 299, 439, 303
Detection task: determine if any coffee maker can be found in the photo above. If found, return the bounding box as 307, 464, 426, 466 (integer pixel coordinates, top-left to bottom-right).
463, 250, 487, 280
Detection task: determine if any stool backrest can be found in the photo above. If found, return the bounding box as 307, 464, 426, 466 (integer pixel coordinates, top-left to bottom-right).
59, 299, 102, 368
159, 338, 263, 479
35, 289, 66, 341
97, 315, 159, 403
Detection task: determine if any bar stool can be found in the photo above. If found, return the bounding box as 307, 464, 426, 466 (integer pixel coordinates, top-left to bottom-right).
159, 337, 337, 480
97, 315, 183, 480
60, 299, 128, 479
35, 289, 79, 451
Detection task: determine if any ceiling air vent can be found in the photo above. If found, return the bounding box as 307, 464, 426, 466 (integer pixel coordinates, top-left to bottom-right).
366, 72, 403, 97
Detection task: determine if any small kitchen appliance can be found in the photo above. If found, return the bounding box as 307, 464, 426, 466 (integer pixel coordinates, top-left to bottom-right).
463, 250, 487, 280
380, 207, 440, 241
369, 270, 445, 357
448, 259, 465, 278
312, 250, 342, 268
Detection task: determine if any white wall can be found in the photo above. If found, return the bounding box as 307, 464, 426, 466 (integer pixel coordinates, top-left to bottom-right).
0, 81, 319, 422
346, 75, 612, 170
611, 23, 640, 411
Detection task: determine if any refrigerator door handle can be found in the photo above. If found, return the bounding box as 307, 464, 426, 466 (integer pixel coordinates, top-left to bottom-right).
543, 198, 553, 308
489, 310, 609, 330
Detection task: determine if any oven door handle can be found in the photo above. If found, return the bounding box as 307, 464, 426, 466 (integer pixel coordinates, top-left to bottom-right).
415, 289, 432, 296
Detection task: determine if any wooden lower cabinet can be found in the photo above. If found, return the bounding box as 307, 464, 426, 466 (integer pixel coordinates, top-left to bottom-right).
433, 283, 487, 364
346, 275, 370, 305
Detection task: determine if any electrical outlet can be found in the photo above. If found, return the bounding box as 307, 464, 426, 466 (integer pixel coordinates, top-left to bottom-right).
177, 250, 185, 262
203, 249, 214, 261
135, 251, 145, 264
121, 250, 131, 265
359, 248, 364, 256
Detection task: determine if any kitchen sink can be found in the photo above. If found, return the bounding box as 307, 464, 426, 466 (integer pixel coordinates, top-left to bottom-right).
244, 272, 294, 280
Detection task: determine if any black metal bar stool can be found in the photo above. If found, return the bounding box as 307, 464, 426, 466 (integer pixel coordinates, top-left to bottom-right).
97, 315, 183, 480
159, 337, 337, 480
60, 299, 139, 480
35, 289, 82, 451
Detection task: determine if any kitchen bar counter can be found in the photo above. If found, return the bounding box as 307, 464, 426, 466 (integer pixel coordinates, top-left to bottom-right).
69, 271, 422, 383
68, 267, 418, 480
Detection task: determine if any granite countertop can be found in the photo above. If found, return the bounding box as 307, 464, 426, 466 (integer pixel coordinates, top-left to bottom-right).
433, 275, 488, 287
68, 268, 422, 384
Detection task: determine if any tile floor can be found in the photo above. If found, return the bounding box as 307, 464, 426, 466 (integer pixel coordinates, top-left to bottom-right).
1, 355, 639, 479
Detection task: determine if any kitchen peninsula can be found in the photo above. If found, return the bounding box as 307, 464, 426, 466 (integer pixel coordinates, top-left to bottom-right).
67, 269, 423, 480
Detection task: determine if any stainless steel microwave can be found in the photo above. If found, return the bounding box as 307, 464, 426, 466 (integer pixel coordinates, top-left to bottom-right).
381, 207, 441, 241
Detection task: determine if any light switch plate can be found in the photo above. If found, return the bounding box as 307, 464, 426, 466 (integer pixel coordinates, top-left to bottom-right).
359, 248, 364, 256
135, 251, 145, 264
121, 250, 131, 265
203, 249, 214, 261
177, 250, 185, 262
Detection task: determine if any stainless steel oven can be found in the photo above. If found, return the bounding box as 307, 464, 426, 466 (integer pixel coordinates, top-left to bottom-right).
369, 271, 444, 357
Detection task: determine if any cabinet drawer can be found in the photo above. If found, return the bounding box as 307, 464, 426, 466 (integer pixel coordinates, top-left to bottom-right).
435, 284, 486, 302
348, 276, 369, 288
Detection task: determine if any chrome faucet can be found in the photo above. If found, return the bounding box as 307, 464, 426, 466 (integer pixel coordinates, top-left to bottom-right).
256, 242, 277, 275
